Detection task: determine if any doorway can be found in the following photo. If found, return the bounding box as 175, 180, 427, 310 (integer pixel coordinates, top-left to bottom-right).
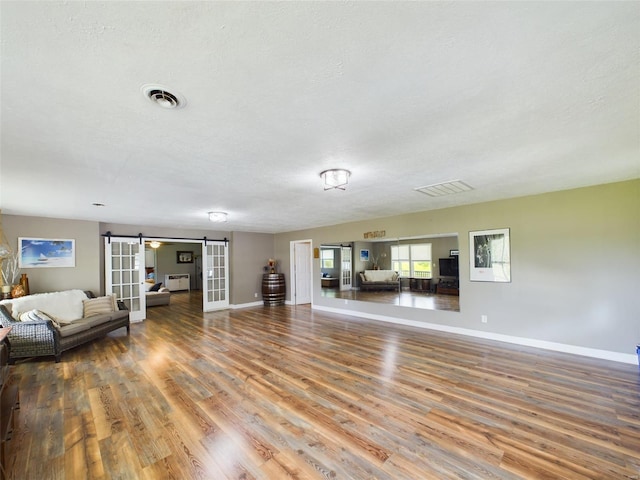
104, 236, 229, 321
290, 240, 312, 305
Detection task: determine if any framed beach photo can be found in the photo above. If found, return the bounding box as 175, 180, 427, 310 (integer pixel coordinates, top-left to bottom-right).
360, 249, 369, 262
469, 228, 511, 282
18, 238, 75, 268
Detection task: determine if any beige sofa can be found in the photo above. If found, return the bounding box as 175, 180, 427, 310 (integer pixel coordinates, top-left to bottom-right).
359, 270, 400, 291
0, 289, 130, 363
144, 280, 171, 307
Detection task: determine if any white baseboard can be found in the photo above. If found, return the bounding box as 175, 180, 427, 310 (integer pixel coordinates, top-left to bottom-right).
313, 305, 638, 365
231, 301, 264, 309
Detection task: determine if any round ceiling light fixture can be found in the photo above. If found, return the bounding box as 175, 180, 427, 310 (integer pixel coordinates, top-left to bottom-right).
208, 211, 228, 223
141, 84, 186, 109
320, 169, 351, 190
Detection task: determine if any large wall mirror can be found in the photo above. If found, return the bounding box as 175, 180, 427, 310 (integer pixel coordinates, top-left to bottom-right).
320, 234, 460, 312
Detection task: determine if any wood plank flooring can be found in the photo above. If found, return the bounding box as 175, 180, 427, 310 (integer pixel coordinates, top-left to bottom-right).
321, 287, 460, 311
4, 292, 640, 479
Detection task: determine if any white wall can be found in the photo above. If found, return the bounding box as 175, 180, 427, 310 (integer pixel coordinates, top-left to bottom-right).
3, 180, 638, 360
275, 180, 640, 359
2, 216, 101, 293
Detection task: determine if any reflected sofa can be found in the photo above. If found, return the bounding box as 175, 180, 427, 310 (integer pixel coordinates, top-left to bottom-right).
359, 270, 400, 291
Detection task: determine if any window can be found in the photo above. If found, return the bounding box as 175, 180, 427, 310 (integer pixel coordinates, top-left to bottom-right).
410, 244, 432, 278
391, 243, 432, 278
321, 249, 334, 269
391, 245, 410, 277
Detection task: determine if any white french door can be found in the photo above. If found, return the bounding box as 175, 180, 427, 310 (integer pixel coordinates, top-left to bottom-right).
105, 237, 146, 322
202, 240, 229, 311
340, 246, 352, 291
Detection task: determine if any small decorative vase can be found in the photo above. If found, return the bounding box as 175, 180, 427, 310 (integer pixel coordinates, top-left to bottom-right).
20, 273, 30, 296
10, 284, 25, 299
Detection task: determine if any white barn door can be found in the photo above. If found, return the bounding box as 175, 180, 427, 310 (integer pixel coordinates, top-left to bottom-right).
340, 246, 352, 291
105, 237, 146, 322
202, 240, 229, 311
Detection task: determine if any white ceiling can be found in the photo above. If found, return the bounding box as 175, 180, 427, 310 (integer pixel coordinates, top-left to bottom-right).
1, 1, 638, 234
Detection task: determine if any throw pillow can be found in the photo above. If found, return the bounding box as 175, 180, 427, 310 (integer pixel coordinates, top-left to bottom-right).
110, 293, 118, 311
18, 309, 60, 328
83, 296, 115, 317
149, 282, 162, 292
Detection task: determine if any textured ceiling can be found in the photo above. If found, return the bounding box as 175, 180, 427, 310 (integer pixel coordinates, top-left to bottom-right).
1, 2, 638, 233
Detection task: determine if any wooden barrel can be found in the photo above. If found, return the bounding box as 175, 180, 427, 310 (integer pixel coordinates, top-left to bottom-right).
262, 273, 285, 306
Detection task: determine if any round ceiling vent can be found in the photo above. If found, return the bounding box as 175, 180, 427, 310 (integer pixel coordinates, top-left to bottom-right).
141, 84, 186, 109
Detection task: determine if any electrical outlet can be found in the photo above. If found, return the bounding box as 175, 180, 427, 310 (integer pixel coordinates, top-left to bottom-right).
254, 293, 258, 298
345, 299, 348, 305
481, 315, 488, 323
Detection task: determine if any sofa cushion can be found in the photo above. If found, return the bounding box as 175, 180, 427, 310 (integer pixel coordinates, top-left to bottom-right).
81, 313, 114, 328
149, 282, 163, 292
1, 289, 88, 322
56, 309, 128, 338
57, 321, 92, 338
364, 270, 398, 282
83, 295, 115, 317
109, 309, 129, 321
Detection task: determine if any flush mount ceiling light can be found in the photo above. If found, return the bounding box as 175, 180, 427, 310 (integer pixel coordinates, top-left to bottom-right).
320, 169, 351, 190
208, 211, 228, 223
414, 180, 474, 197
149, 241, 161, 249
141, 84, 186, 109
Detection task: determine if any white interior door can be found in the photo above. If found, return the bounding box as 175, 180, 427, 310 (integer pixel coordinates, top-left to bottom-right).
202, 241, 229, 311
105, 237, 146, 322
292, 241, 312, 305
340, 246, 352, 291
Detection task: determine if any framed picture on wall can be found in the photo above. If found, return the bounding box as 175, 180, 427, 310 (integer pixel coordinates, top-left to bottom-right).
176, 251, 194, 264
469, 228, 511, 282
360, 249, 369, 262
18, 237, 76, 268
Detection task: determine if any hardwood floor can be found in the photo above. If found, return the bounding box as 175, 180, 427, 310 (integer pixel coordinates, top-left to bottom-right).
4, 292, 640, 479
321, 287, 460, 311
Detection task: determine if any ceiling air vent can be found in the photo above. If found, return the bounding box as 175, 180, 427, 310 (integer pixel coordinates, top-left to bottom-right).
141, 84, 186, 109
414, 180, 473, 197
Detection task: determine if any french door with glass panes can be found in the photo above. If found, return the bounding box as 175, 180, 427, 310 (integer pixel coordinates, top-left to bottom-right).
340, 246, 352, 291
105, 237, 146, 322
202, 240, 229, 311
